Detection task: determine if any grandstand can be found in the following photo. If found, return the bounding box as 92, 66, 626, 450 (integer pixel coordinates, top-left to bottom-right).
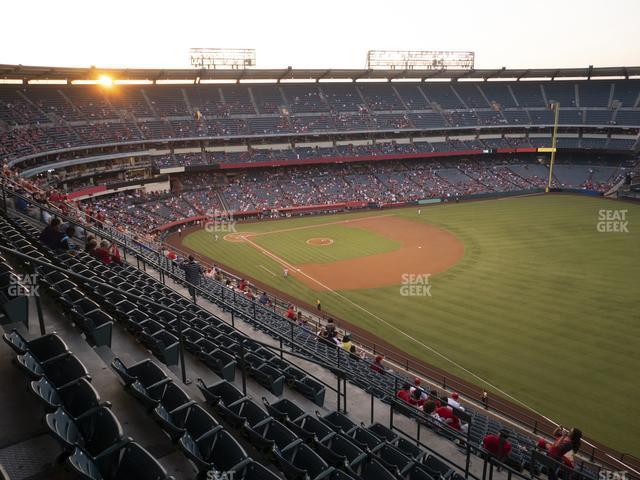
1, 63, 640, 480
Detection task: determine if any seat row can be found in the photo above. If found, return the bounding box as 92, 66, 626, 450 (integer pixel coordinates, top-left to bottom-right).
112, 356, 280, 480
2, 329, 173, 480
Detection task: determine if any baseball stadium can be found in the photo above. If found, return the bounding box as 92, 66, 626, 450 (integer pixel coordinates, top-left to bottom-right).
0, 4, 639, 480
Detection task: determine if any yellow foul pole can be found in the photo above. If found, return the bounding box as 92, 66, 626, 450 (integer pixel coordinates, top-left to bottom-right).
546, 102, 560, 192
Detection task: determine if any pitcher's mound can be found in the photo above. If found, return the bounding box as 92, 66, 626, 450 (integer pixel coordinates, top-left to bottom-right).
306, 237, 334, 246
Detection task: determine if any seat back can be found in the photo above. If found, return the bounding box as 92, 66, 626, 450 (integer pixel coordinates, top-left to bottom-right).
77, 407, 124, 456
43, 354, 89, 387
17, 352, 44, 378
46, 408, 82, 449
232, 460, 281, 480
31, 377, 62, 410
264, 398, 305, 422
205, 430, 248, 471
67, 447, 104, 480
103, 442, 170, 480
2, 329, 28, 354
159, 381, 190, 412
183, 405, 219, 440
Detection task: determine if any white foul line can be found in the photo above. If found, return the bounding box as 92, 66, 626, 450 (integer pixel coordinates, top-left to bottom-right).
259, 264, 277, 277
241, 233, 559, 427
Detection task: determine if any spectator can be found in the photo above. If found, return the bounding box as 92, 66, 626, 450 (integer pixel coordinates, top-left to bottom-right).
448, 392, 465, 411
39, 217, 62, 249
370, 354, 385, 373
85, 236, 98, 255
58, 226, 76, 251
93, 240, 116, 265
180, 255, 203, 302
547, 428, 582, 479
422, 399, 437, 414
341, 334, 353, 352
483, 429, 512, 463
349, 344, 361, 359
325, 318, 336, 335
396, 383, 417, 405
286, 305, 296, 321
432, 405, 462, 432
258, 291, 270, 307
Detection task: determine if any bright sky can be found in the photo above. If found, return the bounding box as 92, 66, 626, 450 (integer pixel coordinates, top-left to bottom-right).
2, 0, 640, 70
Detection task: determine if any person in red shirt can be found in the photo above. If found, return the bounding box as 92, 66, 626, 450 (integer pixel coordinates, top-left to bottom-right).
483, 430, 512, 462
285, 306, 296, 321
396, 383, 417, 405
433, 405, 461, 431
370, 355, 385, 373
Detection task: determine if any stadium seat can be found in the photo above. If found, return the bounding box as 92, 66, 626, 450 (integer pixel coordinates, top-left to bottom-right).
228, 459, 282, 480
46, 406, 124, 456
3, 329, 68, 361
31, 377, 106, 417
195, 338, 236, 381
17, 351, 91, 388
152, 382, 196, 441
179, 424, 249, 477
422, 454, 454, 479
371, 442, 413, 476
318, 410, 358, 434
196, 378, 244, 408
274, 438, 333, 480
70, 308, 114, 348
316, 432, 367, 468
67, 441, 174, 480
262, 397, 306, 423
346, 456, 396, 480
367, 423, 398, 443
294, 414, 335, 443
345, 426, 383, 451
244, 417, 299, 452
395, 437, 426, 461
111, 357, 168, 387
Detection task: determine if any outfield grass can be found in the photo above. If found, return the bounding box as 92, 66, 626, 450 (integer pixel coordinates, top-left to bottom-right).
183, 195, 640, 455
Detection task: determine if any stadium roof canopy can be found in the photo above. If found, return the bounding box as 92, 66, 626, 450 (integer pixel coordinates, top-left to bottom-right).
1, 64, 640, 83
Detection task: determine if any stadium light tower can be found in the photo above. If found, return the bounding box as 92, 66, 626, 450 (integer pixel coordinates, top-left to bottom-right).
366, 50, 475, 70
189, 48, 256, 69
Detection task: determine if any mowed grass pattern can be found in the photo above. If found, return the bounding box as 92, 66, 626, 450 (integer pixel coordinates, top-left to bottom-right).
252, 224, 401, 264
183, 196, 640, 454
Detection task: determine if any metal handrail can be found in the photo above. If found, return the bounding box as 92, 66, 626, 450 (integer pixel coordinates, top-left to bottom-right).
2, 180, 638, 476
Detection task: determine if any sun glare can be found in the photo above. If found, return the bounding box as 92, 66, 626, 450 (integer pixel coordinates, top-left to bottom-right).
97, 75, 113, 87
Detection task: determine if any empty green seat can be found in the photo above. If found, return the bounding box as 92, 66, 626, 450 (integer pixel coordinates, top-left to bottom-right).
67, 441, 173, 480
46, 406, 123, 456
3, 329, 68, 361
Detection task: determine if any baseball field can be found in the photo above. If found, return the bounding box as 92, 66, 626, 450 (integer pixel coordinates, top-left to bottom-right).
175, 194, 640, 455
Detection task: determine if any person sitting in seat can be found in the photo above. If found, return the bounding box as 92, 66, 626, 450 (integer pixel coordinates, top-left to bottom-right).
58, 226, 76, 252
396, 383, 418, 405
483, 429, 512, 463
39, 217, 62, 249
370, 355, 385, 373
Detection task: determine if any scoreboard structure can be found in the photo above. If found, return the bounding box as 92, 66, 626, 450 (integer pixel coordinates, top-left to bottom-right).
366, 50, 475, 70
189, 48, 256, 69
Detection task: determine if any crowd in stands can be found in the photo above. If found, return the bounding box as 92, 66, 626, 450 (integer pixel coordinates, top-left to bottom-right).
79, 156, 636, 234
1, 81, 639, 162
